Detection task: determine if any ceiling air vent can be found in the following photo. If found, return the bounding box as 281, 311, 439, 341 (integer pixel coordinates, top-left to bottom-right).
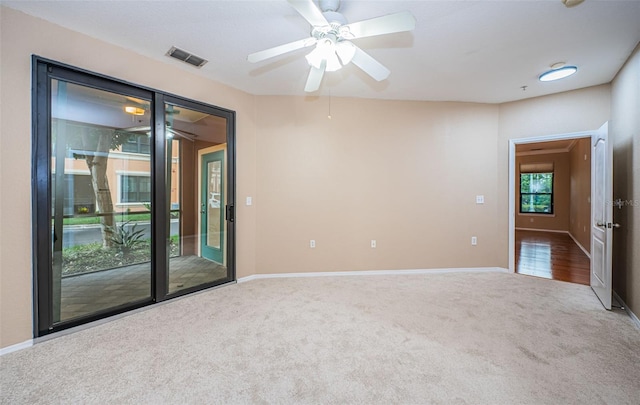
166, 46, 208, 68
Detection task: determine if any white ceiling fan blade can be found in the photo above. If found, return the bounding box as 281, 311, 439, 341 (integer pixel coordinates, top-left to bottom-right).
305, 60, 326, 92
121, 126, 150, 133
351, 46, 390, 81
287, 0, 329, 28
168, 128, 195, 142
343, 11, 416, 39
248, 38, 317, 63
122, 126, 195, 142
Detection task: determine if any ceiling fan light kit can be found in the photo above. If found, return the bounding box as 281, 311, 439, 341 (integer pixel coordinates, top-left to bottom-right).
247, 0, 416, 92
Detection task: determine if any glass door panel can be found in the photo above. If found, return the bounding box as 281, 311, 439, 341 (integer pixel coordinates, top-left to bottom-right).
165, 104, 230, 294
204, 156, 223, 258
50, 79, 152, 322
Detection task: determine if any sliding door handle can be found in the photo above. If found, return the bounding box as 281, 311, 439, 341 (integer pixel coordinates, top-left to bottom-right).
226, 205, 235, 222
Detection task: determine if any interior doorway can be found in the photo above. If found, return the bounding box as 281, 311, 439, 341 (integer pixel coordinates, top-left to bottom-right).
509, 133, 596, 286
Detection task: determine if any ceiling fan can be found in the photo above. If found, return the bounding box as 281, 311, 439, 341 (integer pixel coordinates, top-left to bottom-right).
248, 0, 416, 92
121, 124, 196, 142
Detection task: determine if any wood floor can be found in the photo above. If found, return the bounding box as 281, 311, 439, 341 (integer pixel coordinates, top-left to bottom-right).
515, 230, 590, 285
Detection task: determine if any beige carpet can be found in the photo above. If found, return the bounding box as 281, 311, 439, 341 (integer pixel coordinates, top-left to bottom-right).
1, 271, 639, 404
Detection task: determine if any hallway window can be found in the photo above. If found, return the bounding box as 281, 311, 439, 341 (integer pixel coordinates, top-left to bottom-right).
520, 172, 554, 214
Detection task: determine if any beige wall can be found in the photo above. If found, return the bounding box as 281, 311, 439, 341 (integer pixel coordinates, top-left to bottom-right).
497, 85, 611, 268
254, 96, 501, 274
569, 138, 591, 253
515, 152, 570, 232
611, 43, 640, 315
0, 7, 257, 348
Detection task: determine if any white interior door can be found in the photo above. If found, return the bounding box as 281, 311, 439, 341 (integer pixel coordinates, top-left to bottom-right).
590, 122, 613, 309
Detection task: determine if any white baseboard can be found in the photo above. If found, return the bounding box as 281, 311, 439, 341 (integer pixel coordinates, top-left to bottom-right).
613, 291, 640, 330
568, 231, 591, 259
0, 339, 33, 356
515, 227, 568, 234
237, 267, 509, 283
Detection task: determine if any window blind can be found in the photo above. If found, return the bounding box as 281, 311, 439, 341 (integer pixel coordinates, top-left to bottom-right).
520, 162, 554, 173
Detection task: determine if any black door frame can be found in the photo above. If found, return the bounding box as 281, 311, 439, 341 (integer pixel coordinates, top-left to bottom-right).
32, 56, 236, 336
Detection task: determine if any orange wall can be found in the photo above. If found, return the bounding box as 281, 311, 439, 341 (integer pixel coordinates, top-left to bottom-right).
569, 138, 591, 253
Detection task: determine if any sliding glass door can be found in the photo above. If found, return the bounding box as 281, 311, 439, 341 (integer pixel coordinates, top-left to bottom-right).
33, 58, 235, 335
49, 79, 153, 323
163, 101, 232, 295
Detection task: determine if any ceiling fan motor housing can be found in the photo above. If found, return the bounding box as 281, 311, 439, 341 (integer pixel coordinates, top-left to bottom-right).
319, 0, 340, 12
322, 10, 347, 26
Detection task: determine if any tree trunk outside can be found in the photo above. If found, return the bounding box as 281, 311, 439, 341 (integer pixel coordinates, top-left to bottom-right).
85, 130, 116, 248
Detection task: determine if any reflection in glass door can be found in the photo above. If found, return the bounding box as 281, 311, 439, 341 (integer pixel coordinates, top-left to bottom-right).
165, 104, 230, 294
202, 151, 224, 263
50, 79, 152, 322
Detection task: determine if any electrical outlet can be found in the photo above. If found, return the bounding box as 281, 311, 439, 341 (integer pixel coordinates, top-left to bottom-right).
476, 195, 484, 204
371, 240, 376, 248
471, 236, 477, 246
310, 240, 315, 248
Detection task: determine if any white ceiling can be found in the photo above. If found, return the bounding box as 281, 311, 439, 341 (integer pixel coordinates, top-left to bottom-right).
4, 0, 640, 103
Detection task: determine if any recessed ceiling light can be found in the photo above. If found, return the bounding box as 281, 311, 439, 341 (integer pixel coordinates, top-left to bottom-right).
539, 65, 578, 82
124, 106, 145, 115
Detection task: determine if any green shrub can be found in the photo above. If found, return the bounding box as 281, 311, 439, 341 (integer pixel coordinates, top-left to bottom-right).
106, 221, 145, 257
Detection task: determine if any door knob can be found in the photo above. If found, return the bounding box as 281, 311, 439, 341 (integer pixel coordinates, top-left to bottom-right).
597, 221, 621, 229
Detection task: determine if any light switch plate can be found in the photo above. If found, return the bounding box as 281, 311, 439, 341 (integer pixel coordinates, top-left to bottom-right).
476, 195, 484, 204
246, 196, 252, 206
